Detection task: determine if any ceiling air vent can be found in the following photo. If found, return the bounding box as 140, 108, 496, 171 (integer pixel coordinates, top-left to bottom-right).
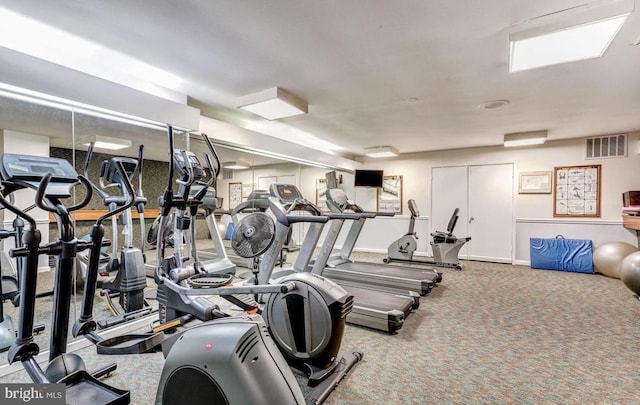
222, 168, 234, 180
586, 134, 627, 159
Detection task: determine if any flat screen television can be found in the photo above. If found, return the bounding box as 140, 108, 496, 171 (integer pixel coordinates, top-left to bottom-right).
354, 169, 383, 187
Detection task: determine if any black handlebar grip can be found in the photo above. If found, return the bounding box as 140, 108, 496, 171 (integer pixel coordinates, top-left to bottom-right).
67, 175, 94, 212
34, 173, 56, 213
285, 215, 329, 224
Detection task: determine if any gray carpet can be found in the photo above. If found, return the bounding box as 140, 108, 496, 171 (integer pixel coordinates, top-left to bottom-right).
2, 253, 640, 404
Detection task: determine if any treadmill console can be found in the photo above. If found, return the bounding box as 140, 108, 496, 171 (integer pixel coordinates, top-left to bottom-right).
247, 190, 270, 200
269, 183, 323, 216
270, 183, 303, 203
191, 186, 217, 211
0, 154, 79, 197
325, 188, 353, 210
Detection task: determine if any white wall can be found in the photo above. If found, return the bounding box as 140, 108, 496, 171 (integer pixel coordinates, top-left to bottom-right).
216, 162, 301, 211
341, 132, 640, 263
356, 133, 640, 220
212, 133, 640, 265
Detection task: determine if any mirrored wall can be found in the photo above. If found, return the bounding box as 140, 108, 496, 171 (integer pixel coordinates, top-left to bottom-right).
0, 89, 353, 370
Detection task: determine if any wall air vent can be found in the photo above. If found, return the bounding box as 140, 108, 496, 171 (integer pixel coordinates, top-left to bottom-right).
222, 168, 234, 180
586, 134, 627, 159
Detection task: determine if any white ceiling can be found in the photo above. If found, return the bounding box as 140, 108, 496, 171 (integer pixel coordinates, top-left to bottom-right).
1, 0, 639, 158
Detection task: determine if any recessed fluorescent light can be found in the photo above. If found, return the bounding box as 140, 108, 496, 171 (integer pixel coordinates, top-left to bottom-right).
0, 7, 183, 101
84, 136, 132, 150
504, 131, 547, 147
223, 162, 250, 170
237, 87, 308, 120
510, 14, 629, 72
509, 0, 634, 73
364, 146, 399, 158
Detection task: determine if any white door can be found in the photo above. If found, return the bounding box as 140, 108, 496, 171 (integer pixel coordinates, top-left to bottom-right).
468, 164, 513, 262
431, 164, 513, 262
431, 166, 469, 257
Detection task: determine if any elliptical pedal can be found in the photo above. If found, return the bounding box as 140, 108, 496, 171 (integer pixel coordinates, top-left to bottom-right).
222, 293, 261, 313
186, 273, 233, 288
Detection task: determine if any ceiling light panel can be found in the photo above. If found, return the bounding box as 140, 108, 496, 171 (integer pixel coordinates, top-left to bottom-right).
364, 146, 399, 158
240, 98, 306, 120
510, 15, 629, 72
84, 135, 132, 150
504, 131, 547, 147
237, 87, 308, 120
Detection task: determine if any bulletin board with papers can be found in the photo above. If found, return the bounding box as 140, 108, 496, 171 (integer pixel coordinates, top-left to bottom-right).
553, 165, 601, 217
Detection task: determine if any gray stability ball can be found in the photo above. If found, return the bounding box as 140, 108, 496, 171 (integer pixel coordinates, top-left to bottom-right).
620, 251, 640, 296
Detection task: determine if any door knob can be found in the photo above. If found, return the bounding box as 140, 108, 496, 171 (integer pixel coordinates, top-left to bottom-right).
469, 217, 475, 223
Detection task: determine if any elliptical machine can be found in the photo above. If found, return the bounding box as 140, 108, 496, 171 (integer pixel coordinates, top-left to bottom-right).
384, 200, 471, 270
153, 127, 362, 395
1, 153, 130, 403
0, 226, 18, 351
0, 202, 49, 351
75, 146, 149, 316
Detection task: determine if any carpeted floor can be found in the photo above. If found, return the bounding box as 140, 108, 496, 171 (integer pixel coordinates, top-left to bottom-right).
2, 252, 640, 404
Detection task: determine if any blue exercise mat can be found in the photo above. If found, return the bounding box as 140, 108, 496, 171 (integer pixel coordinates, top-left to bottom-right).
530, 236, 594, 274
225, 222, 235, 240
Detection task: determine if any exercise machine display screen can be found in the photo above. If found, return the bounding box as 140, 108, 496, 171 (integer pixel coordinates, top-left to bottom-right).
0, 154, 78, 183
173, 151, 205, 180
270, 183, 303, 203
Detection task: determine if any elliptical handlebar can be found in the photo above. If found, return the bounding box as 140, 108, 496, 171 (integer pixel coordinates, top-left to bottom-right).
81, 142, 138, 226
97, 162, 136, 225
191, 153, 215, 202
175, 150, 194, 188
201, 133, 221, 180
34, 173, 93, 213
136, 144, 145, 200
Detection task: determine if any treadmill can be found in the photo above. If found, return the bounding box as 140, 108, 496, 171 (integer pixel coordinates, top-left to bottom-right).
264, 183, 418, 334
198, 190, 288, 269
316, 187, 443, 294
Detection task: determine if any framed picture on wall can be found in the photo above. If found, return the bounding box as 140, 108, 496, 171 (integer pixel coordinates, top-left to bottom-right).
316, 178, 327, 210
229, 182, 242, 209
518, 171, 552, 194
377, 175, 403, 213
553, 165, 601, 217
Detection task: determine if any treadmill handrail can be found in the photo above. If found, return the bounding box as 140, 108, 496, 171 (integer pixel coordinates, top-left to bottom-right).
369, 211, 395, 217
327, 212, 361, 220
231, 199, 270, 216
358, 212, 378, 218
286, 214, 328, 224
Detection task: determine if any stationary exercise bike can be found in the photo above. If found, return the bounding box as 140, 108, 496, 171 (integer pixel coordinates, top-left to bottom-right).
384, 200, 471, 270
